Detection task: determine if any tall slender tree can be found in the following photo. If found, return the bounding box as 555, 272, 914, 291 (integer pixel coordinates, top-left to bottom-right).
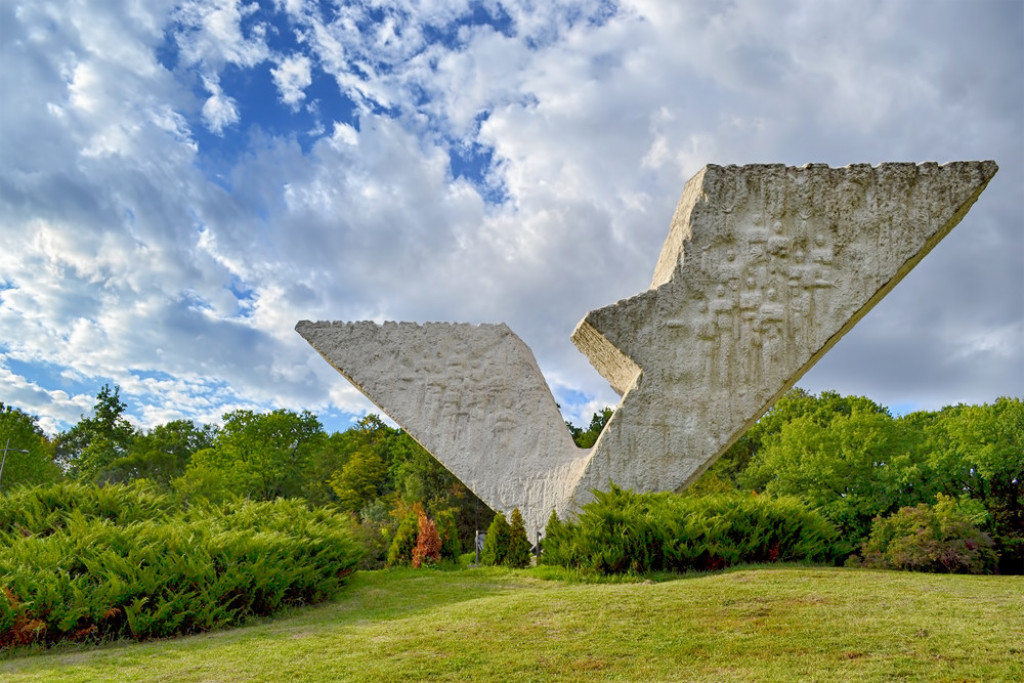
56, 385, 136, 482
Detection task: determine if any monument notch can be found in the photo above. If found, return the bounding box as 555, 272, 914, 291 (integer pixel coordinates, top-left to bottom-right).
298, 161, 998, 537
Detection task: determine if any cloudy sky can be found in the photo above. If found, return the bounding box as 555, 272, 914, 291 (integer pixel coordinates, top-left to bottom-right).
1, 0, 1021, 435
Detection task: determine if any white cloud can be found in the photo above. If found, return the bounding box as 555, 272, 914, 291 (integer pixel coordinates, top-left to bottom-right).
201, 75, 240, 133
0, 363, 94, 435
271, 54, 312, 108
1, 0, 1020, 436
329, 122, 359, 146
173, 0, 270, 70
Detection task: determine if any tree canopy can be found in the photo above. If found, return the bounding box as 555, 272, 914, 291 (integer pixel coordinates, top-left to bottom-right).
56, 384, 136, 482
1, 385, 1019, 572
0, 403, 60, 490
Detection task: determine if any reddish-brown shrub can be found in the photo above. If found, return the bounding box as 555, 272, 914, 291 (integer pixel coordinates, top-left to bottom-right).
860, 495, 998, 574
0, 588, 47, 648
411, 510, 442, 568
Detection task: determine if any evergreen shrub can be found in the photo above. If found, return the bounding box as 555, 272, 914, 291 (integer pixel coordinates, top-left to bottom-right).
0, 485, 362, 649
538, 510, 571, 567
411, 510, 442, 568
480, 512, 510, 566
386, 503, 421, 567
355, 497, 396, 570
0, 481, 174, 539
433, 508, 461, 559
540, 485, 842, 574
505, 508, 532, 568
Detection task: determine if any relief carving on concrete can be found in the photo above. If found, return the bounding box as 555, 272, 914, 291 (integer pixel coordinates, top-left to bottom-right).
298, 161, 998, 537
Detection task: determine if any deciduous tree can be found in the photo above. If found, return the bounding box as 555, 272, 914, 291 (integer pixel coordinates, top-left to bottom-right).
103, 420, 214, 488
0, 403, 60, 490
330, 448, 388, 513
740, 407, 922, 541
56, 385, 136, 482
176, 409, 323, 501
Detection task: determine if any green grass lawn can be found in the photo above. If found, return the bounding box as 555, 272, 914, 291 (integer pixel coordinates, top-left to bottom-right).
2, 566, 1021, 682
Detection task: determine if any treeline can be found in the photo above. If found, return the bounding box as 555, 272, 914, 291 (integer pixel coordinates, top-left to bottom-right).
544, 390, 1023, 575
707, 390, 1022, 573
0, 386, 490, 567
2, 387, 1021, 574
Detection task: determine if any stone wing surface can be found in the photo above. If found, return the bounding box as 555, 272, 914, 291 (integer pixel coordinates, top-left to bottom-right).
295, 321, 587, 535
297, 161, 997, 534
569, 162, 998, 506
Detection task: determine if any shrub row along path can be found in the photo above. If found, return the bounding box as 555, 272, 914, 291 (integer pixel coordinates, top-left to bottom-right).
2, 566, 1021, 682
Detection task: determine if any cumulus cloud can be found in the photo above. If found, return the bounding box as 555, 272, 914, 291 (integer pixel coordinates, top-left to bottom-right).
200, 75, 240, 133
0, 0, 1020, 436
172, 0, 270, 70
270, 54, 313, 108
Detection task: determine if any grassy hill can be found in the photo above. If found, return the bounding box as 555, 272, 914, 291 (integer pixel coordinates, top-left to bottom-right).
1, 566, 1021, 682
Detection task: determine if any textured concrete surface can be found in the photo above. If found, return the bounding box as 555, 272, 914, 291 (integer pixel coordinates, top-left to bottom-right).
298, 161, 997, 537
295, 320, 586, 536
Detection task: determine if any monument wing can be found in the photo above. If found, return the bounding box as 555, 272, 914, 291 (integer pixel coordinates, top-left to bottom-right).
569, 162, 998, 506
295, 320, 587, 533
298, 161, 997, 537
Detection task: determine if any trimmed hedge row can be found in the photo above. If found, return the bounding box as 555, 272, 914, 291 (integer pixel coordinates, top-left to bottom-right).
0, 484, 362, 649
541, 486, 845, 574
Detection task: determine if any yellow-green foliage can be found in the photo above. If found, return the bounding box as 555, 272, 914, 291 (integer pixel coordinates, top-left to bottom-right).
0, 484, 361, 649
386, 504, 420, 567
480, 512, 510, 566
505, 508, 532, 568
542, 486, 843, 574
0, 481, 176, 540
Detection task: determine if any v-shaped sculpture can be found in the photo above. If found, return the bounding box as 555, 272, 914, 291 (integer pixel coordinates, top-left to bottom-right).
298, 161, 997, 537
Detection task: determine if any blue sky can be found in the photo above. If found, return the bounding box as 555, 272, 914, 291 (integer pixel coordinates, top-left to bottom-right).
1, 0, 1021, 435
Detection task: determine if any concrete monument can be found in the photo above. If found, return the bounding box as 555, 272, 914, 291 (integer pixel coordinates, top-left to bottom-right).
298, 161, 997, 537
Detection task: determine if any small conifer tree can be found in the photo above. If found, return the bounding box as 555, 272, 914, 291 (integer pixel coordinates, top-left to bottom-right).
480, 511, 511, 566
505, 508, 532, 568
433, 507, 461, 559
386, 503, 422, 566
412, 509, 442, 568
539, 509, 578, 567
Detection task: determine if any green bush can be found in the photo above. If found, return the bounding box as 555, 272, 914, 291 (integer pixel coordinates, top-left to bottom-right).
857, 495, 998, 574
0, 487, 362, 649
541, 486, 843, 574
480, 512, 511, 566
0, 481, 175, 541
433, 508, 461, 560
505, 508, 532, 568
538, 511, 570, 567
386, 504, 421, 567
